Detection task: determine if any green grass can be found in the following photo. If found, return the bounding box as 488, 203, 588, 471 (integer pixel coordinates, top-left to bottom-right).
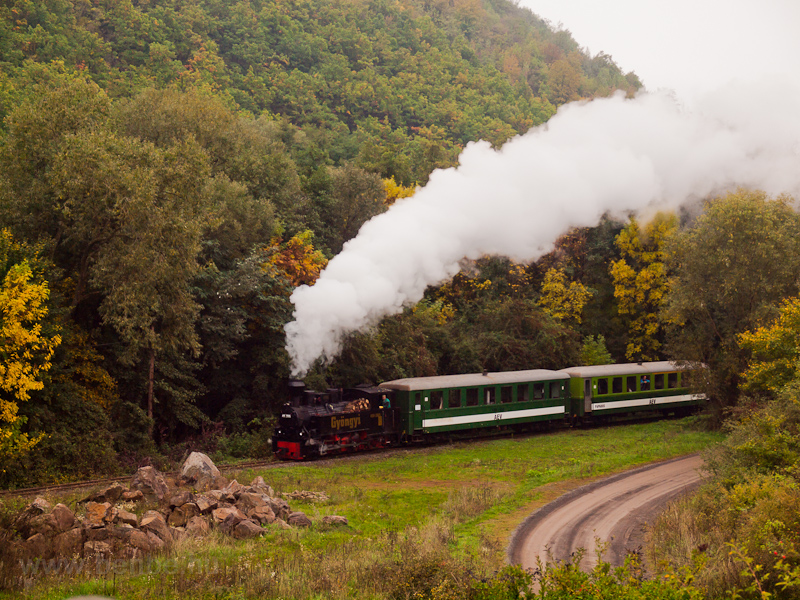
3, 418, 722, 599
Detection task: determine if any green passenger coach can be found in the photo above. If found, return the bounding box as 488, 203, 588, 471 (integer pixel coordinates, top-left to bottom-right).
380, 370, 571, 440
559, 361, 704, 420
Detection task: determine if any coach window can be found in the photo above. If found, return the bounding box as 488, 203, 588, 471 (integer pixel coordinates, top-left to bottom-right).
612, 377, 623, 394
626, 376, 637, 392
466, 388, 479, 406
549, 381, 561, 398
517, 384, 529, 402
430, 390, 443, 410
668, 373, 679, 388
533, 383, 545, 400
654, 374, 665, 390
597, 378, 609, 395
640, 375, 651, 391
448, 389, 461, 408
485, 387, 496, 405
414, 392, 422, 408
501, 386, 513, 404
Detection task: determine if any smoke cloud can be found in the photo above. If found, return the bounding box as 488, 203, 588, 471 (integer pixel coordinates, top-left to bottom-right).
285, 81, 800, 376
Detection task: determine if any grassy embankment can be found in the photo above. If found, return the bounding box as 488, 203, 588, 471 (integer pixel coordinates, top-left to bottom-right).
5, 418, 721, 600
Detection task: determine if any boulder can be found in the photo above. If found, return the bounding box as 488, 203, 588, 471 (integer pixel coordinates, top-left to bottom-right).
13, 498, 52, 537
127, 529, 152, 552
145, 530, 166, 551
85, 502, 113, 528
249, 476, 275, 497
85, 526, 111, 541
220, 513, 244, 536
140, 511, 172, 544
167, 503, 200, 527
236, 492, 268, 515
211, 506, 247, 525
25, 533, 52, 559
28, 512, 58, 537
248, 504, 276, 525
287, 512, 312, 527
211, 475, 230, 490
121, 490, 144, 502
53, 527, 84, 557
179, 452, 220, 491
322, 515, 349, 526
115, 508, 138, 527
223, 480, 246, 498
84, 540, 113, 559
52, 503, 77, 532
194, 494, 218, 514
274, 518, 292, 530
266, 497, 291, 520
84, 482, 125, 504
168, 490, 195, 508
131, 466, 169, 503
185, 516, 210, 536
233, 519, 263, 539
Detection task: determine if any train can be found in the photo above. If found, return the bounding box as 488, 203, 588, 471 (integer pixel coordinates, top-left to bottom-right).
272, 361, 705, 460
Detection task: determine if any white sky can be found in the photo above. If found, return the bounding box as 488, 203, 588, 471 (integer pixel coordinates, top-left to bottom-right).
517, 0, 800, 104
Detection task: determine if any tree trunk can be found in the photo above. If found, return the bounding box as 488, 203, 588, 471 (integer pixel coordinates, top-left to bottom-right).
147, 348, 155, 435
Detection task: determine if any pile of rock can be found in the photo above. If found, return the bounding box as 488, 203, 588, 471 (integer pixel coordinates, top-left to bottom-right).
9, 452, 348, 562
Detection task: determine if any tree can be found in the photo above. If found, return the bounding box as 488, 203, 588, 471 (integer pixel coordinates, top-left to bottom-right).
610, 213, 676, 361
580, 335, 613, 366
663, 189, 800, 417
0, 230, 61, 468
738, 296, 800, 395
538, 267, 592, 326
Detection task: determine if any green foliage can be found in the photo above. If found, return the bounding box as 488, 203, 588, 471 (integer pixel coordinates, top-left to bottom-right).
663, 189, 800, 417
580, 335, 613, 366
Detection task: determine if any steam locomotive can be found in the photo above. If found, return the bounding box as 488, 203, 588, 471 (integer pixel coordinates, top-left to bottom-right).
272, 361, 704, 460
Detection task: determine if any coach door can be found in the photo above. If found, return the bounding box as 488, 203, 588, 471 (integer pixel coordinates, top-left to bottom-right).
584, 379, 592, 413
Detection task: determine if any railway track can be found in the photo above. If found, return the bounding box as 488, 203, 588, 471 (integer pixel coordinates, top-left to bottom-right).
0, 414, 682, 499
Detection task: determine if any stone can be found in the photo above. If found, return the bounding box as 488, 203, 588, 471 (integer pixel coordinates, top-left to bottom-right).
249, 476, 275, 497
13, 497, 52, 537
52, 503, 77, 532
211, 505, 247, 525
233, 519, 263, 539
185, 515, 210, 536
25, 533, 52, 559
274, 518, 292, 530
145, 530, 166, 550
220, 513, 244, 536
168, 490, 194, 508
194, 494, 218, 514
127, 529, 152, 552
52, 527, 84, 557
85, 502, 112, 528
236, 492, 267, 515
266, 497, 291, 520
85, 526, 111, 542
131, 466, 169, 503
140, 511, 172, 544
211, 475, 229, 490
121, 490, 144, 502
287, 512, 312, 527
248, 504, 276, 525
322, 515, 349, 526
116, 508, 138, 527
223, 479, 246, 498
167, 503, 200, 527
84, 540, 113, 558
28, 512, 58, 537
179, 452, 221, 491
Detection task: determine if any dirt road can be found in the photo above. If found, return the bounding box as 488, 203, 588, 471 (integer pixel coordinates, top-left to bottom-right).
508, 454, 705, 571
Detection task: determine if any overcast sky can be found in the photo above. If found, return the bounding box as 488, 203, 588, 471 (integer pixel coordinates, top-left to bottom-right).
517, 0, 800, 104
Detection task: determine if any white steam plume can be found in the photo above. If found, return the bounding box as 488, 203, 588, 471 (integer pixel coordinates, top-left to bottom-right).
286, 81, 800, 376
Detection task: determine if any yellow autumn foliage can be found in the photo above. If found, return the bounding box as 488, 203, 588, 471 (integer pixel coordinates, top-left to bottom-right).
383, 176, 416, 206
739, 297, 800, 394
538, 267, 592, 325
0, 256, 61, 464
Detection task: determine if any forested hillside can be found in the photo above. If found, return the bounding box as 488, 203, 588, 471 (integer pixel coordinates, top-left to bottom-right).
0, 0, 646, 486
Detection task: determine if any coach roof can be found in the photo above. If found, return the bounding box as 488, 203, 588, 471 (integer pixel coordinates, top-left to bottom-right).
558, 361, 695, 379
380, 369, 566, 391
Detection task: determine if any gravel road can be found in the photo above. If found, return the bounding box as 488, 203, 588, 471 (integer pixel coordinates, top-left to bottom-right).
508, 454, 705, 571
